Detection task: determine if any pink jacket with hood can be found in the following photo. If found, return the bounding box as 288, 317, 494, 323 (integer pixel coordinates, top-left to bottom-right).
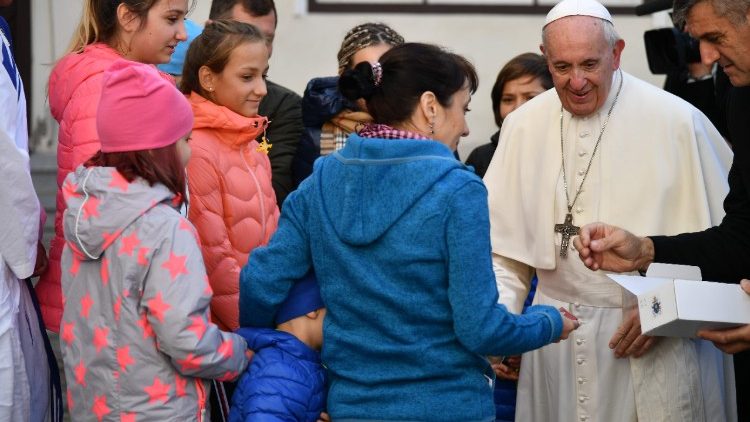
60, 165, 249, 421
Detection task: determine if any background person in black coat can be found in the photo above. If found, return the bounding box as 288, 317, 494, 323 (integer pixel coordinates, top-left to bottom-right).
574, 0, 750, 418
465, 53, 551, 178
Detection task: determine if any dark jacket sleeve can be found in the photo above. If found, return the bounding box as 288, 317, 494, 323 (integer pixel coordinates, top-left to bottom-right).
293, 77, 352, 187
259, 80, 303, 208
651, 145, 750, 283
651, 86, 750, 284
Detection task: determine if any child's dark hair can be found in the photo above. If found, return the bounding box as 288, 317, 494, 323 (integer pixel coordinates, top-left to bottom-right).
85, 146, 188, 207
179, 19, 266, 96
68, 0, 196, 53
339, 43, 478, 127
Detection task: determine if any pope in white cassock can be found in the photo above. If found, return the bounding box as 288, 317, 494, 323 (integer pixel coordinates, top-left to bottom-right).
484, 0, 737, 420
0, 14, 51, 422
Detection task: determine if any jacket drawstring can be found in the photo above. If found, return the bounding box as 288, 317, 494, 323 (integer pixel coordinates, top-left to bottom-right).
73, 168, 98, 260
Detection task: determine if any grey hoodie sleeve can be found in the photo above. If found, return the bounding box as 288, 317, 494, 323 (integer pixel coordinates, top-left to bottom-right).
141, 217, 249, 380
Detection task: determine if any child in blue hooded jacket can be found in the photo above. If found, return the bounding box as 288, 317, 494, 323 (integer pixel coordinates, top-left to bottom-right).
229, 271, 326, 422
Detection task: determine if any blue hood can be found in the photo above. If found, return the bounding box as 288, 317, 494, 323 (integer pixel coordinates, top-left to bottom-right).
316, 135, 464, 246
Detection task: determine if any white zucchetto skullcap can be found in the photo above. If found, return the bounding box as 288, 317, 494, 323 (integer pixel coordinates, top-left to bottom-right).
544, 0, 613, 27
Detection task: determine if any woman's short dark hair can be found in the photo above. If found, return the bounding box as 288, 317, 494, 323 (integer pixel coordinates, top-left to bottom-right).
490, 53, 553, 128
339, 43, 478, 127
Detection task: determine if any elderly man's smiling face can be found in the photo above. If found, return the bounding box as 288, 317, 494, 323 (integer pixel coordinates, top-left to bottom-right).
541, 16, 624, 117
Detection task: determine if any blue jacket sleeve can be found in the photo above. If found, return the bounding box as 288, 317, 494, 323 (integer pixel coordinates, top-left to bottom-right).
445, 180, 563, 356
239, 185, 313, 327
232, 360, 316, 422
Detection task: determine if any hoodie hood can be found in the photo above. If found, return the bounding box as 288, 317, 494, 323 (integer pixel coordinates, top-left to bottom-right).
318, 135, 465, 246
189, 92, 268, 149
62, 165, 176, 261
301, 76, 357, 127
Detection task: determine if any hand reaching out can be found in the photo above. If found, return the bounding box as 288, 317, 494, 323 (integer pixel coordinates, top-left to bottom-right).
574, 223, 654, 273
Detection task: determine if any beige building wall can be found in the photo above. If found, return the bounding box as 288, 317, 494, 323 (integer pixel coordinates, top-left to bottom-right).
29, 0, 668, 158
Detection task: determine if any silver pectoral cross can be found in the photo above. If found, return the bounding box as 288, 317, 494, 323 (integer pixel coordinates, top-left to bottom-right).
554, 213, 580, 258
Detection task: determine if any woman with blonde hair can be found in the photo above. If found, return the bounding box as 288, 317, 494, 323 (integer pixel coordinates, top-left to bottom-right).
38, 0, 192, 339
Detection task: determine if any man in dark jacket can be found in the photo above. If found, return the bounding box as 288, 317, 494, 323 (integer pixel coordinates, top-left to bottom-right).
210, 0, 303, 207
574, 0, 750, 418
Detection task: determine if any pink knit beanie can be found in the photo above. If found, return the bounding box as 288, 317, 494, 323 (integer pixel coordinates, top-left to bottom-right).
97, 59, 194, 153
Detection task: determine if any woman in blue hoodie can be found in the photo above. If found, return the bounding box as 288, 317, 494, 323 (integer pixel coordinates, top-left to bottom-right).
239, 43, 578, 422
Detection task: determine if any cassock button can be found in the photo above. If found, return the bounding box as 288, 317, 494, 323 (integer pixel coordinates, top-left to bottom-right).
577, 169, 585, 176
578, 396, 586, 403
580, 416, 588, 421
576, 338, 584, 345
580, 131, 590, 138
577, 358, 584, 365
578, 377, 585, 384
574, 303, 581, 308
578, 150, 587, 157
576, 207, 583, 213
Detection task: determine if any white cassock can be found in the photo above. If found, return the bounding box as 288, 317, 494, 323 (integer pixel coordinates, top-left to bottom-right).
0, 26, 49, 422
485, 70, 737, 422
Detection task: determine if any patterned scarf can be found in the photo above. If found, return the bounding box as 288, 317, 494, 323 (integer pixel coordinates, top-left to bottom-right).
320, 110, 372, 156
358, 123, 431, 141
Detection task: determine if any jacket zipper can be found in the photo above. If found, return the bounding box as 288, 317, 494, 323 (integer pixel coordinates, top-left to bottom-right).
240, 146, 268, 238
195, 379, 206, 422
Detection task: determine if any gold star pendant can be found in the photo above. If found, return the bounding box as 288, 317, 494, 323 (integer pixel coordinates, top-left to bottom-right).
256, 137, 272, 154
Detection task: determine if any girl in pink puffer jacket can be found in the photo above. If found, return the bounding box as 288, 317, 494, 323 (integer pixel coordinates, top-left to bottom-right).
180, 20, 280, 332
39, 0, 192, 334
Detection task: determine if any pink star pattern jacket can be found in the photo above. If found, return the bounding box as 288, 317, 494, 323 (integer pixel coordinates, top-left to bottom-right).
60, 165, 249, 421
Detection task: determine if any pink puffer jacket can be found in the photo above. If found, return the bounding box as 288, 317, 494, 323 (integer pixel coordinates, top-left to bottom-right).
38, 44, 172, 332
186, 93, 280, 331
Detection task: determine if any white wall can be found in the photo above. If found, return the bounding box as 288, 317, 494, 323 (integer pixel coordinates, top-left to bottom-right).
29, 0, 667, 158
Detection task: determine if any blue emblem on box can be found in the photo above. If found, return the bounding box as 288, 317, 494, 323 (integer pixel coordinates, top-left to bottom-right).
651, 296, 662, 317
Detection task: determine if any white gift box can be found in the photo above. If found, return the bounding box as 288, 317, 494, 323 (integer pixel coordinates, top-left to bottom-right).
608, 263, 750, 337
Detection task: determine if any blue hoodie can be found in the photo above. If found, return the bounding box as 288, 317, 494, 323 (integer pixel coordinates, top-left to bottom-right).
240, 135, 563, 421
